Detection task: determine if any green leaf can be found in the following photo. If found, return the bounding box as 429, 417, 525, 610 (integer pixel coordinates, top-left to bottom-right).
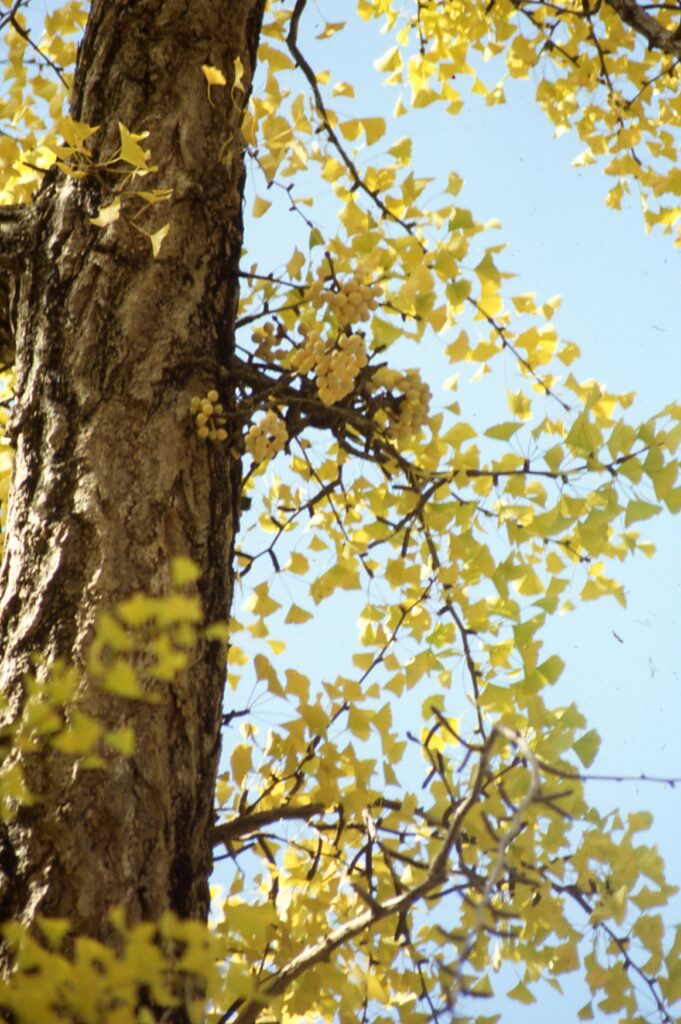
537, 655, 565, 685
574, 728, 601, 768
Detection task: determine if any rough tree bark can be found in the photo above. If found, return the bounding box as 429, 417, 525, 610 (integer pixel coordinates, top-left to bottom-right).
0, 0, 264, 950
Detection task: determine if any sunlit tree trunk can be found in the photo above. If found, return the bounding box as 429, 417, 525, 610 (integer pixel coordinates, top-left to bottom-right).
0, 0, 264, 949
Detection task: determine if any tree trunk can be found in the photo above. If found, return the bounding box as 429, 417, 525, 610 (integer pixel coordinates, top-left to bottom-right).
0, 0, 264, 948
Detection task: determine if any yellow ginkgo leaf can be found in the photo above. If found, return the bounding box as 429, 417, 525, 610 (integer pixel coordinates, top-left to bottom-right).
201, 63, 227, 87
148, 223, 169, 258
252, 195, 272, 218
232, 55, 245, 95
117, 122, 153, 170
202, 63, 227, 106
89, 197, 120, 227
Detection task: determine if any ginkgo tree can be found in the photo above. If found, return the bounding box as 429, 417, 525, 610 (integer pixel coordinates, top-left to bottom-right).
0, 0, 680, 1022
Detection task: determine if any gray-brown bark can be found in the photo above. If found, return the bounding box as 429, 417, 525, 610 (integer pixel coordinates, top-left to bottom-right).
0, 0, 264, 951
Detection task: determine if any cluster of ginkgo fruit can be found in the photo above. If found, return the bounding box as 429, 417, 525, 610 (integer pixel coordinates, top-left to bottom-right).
251, 320, 279, 361
305, 268, 381, 327
290, 324, 369, 406
244, 408, 289, 463
190, 390, 228, 442
372, 366, 432, 441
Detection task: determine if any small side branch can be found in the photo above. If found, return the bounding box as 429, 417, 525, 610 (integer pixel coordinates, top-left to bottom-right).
211, 801, 327, 847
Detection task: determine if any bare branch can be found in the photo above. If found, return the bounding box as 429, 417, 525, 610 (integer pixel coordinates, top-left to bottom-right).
212, 802, 327, 848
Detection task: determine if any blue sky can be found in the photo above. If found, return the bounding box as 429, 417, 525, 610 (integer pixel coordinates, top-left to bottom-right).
242, 4, 681, 787
238, 5, 681, 1020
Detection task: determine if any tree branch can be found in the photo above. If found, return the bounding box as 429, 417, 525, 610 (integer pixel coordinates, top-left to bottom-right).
606, 0, 681, 53
212, 802, 327, 847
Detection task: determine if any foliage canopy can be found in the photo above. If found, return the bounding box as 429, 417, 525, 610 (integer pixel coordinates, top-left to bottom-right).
1, 1, 681, 1022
